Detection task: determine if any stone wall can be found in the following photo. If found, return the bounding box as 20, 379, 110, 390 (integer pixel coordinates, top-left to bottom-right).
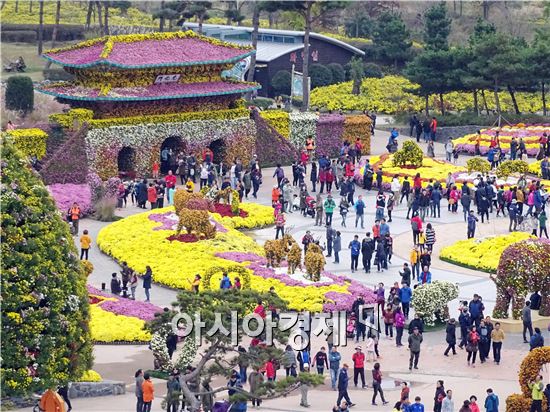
69, 380, 126, 398
393, 125, 486, 142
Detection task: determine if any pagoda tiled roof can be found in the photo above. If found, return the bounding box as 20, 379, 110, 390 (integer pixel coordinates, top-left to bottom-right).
42, 31, 254, 69
35, 80, 260, 102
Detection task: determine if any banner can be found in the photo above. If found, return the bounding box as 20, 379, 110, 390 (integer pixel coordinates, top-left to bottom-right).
291, 65, 310, 99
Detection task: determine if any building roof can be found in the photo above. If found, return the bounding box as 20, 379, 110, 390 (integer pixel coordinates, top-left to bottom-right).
182, 23, 365, 61
42, 31, 254, 69
35, 81, 260, 102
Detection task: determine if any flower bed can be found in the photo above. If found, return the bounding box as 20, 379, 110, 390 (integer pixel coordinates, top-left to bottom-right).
47, 183, 93, 216
289, 112, 319, 149
98, 206, 375, 312
5, 128, 49, 159
355, 154, 465, 187
453, 124, 549, 157
439, 232, 535, 273
260, 110, 290, 138
78, 370, 103, 382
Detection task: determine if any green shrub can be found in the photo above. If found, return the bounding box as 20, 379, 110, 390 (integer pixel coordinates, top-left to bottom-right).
1, 23, 86, 42
496, 160, 529, 178
310, 63, 333, 89
247, 97, 273, 110
363, 62, 383, 78
1, 139, 92, 396
327, 63, 345, 84
392, 140, 423, 167
93, 197, 117, 222
466, 157, 491, 173
43, 68, 75, 81
5, 76, 34, 114
1, 30, 37, 42
271, 70, 291, 96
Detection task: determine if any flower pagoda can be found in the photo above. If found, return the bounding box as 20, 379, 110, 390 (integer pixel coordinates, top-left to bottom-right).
37, 31, 260, 118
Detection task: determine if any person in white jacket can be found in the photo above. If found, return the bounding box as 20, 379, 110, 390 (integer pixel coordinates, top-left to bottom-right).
442, 389, 455, 412
391, 175, 401, 204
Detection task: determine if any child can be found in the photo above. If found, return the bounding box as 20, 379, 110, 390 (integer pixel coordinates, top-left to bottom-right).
417, 230, 426, 252
452, 148, 459, 164
375, 283, 385, 312
365, 335, 376, 362
79, 229, 92, 260
152, 160, 160, 179
292, 194, 300, 211
167, 186, 176, 205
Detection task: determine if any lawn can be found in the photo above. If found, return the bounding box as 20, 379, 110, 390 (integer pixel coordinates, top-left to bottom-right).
1, 41, 75, 82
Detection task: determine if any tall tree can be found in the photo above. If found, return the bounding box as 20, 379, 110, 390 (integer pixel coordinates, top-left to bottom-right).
85, 1, 94, 29
372, 11, 412, 69
37, 0, 44, 56
423, 2, 451, 51
103, 1, 110, 35
183, 1, 212, 34
153, 1, 187, 31
50, 0, 61, 49
528, 28, 550, 115
349, 56, 364, 95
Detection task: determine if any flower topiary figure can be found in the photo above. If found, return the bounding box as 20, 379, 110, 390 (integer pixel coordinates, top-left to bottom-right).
391, 140, 423, 168
177, 208, 216, 239
287, 243, 302, 274
1, 139, 92, 396
491, 238, 550, 319
264, 234, 295, 268
305, 243, 326, 282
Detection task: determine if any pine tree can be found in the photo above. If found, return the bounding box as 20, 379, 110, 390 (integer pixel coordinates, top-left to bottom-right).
423, 2, 451, 51
372, 11, 412, 69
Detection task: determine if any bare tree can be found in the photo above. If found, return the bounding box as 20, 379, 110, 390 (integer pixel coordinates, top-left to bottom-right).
86, 1, 94, 29
103, 1, 110, 35
51, 1, 61, 49
96, 1, 103, 30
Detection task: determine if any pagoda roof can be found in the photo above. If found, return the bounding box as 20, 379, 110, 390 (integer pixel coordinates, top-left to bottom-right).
35, 80, 260, 102
42, 31, 254, 69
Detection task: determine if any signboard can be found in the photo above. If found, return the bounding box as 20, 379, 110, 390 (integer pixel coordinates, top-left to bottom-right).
291, 64, 310, 99
154, 74, 181, 84
221, 56, 251, 81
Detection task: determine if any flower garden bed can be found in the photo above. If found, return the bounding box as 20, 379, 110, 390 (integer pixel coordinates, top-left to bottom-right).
439, 232, 535, 273
88, 286, 161, 343
97, 205, 376, 312
355, 154, 466, 188
453, 124, 550, 157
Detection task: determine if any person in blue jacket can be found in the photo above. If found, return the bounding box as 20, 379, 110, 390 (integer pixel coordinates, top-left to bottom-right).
399, 283, 413, 319
409, 396, 425, 412
484, 388, 499, 412
336, 363, 354, 408
468, 294, 485, 328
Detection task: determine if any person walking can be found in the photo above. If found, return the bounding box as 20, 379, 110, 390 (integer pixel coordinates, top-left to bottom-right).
135, 369, 144, 412
467, 210, 478, 239
143, 266, 152, 302
361, 232, 375, 273
249, 366, 264, 408
324, 194, 336, 226
434, 380, 446, 412
394, 307, 405, 347
408, 327, 423, 371
371, 363, 388, 406
337, 364, 355, 408
68, 202, 82, 236
329, 346, 341, 390
79, 229, 92, 260
142, 372, 154, 412
166, 371, 181, 412
442, 390, 455, 412
528, 375, 544, 412
484, 389, 499, 412
312, 347, 329, 375
355, 195, 366, 229
352, 346, 366, 388
477, 320, 491, 363
275, 211, 286, 239
349, 235, 361, 273
458, 309, 471, 349
399, 283, 413, 319
444, 319, 457, 356
522, 301, 533, 343
333, 231, 342, 264
466, 326, 480, 367
339, 197, 349, 227
299, 364, 311, 407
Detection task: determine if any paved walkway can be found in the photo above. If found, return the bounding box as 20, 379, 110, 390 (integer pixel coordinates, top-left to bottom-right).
22, 127, 538, 412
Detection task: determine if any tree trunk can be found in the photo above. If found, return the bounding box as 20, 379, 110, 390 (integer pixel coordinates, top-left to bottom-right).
482, 0, 489, 19
37, 0, 44, 56
96, 1, 103, 29
439, 93, 445, 116
86, 1, 93, 28
246, 3, 260, 83
453, 0, 456, 14
542, 82, 547, 116
14, 0, 18, 12
473, 90, 479, 116
268, 12, 274, 28
301, 2, 312, 111
507, 84, 520, 114
425, 95, 429, 116
481, 89, 490, 115
159, 0, 165, 32
104, 2, 109, 35
50, 0, 61, 48
459, 0, 463, 16
493, 80, 501, 115
29, 0, 32, 13
198, 14, 204, 34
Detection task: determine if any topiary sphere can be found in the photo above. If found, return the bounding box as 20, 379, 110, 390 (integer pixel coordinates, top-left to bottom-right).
493, 238, 550, 319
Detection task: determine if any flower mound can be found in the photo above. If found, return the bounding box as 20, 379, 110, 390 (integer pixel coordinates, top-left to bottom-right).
411, 281, 458, 326
47, 183, 93, 217
78, 370, 102, 382
440, 232, 534, 273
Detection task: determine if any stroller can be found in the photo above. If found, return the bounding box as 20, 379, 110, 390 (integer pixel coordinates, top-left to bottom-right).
305, 196, 316, 218
346, 314, 356, 339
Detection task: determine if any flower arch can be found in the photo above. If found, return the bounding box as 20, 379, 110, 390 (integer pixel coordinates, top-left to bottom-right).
202, 265, 251, 290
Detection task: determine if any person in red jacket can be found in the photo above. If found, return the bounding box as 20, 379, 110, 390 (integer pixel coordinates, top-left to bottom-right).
147, 183, 157, 209
165, 170, 177, 189
411, 214, 423, 244
352, 346, 366, 388
413, 173, 422, 191
253, 299, 266, 318
265, 359, 276, 381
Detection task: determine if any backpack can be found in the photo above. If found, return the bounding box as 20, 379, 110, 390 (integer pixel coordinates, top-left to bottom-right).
220, 277, 231, 289
411, 220, 419, 231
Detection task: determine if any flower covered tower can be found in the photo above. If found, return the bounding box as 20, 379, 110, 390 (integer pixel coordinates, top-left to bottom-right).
37, 31, 259, 118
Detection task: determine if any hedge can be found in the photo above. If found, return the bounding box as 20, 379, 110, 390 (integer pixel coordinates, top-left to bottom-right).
1, 30, 37, 43
1, 23, 86, 42
5, 75, 34, 113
